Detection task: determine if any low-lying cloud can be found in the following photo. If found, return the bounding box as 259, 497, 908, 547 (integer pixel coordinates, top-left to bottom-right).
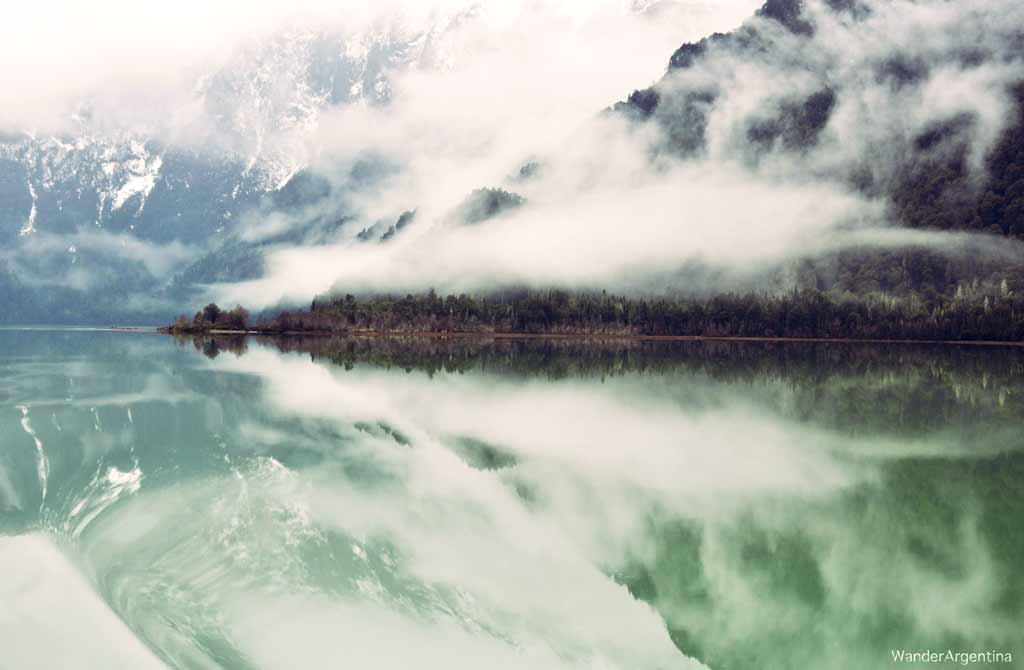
219, 156, 880, 305
203, 0, 1024, 309
3, 230, 194, 291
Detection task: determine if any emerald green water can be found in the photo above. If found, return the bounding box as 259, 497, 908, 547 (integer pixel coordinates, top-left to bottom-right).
1, 330, 1021, 669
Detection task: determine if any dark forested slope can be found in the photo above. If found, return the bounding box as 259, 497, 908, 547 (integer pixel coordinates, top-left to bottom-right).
616, 0, 1024, 238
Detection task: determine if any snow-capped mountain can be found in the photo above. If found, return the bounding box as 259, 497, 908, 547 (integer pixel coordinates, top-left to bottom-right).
0, 0, 753, 324
1, 4, 543, 239
0, 20, 455, 246
1, 0, 742, 240
0, 9, 488, 323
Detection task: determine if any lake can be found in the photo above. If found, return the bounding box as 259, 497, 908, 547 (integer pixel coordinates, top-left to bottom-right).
1, 330, 1022, 669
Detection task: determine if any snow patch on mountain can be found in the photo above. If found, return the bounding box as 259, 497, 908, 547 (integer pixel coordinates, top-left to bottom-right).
19, 181, 37, 237
110, 152, 162, 214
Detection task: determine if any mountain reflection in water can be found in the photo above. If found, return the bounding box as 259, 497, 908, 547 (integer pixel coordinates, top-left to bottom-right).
1, 330, 1022, 670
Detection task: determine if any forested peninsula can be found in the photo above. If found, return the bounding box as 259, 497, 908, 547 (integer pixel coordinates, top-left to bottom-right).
165, 281, 1024, 343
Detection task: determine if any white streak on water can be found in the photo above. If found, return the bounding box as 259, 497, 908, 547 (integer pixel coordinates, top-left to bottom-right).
67, 465, 143, 539
16, 405, 48, 507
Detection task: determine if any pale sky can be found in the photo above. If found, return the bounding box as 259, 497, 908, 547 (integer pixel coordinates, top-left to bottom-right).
0, 0, 760, 131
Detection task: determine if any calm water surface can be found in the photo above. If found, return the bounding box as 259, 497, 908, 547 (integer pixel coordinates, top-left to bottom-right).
1, 330, 1022, 669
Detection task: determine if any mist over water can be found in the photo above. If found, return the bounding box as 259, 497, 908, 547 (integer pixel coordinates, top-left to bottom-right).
1, 330, 1022, 669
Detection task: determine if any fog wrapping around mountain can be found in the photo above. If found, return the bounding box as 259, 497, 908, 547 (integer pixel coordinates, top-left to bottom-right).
0, 0, 1021, 322
0, 0, 757, 323
216, 0, 1024, 309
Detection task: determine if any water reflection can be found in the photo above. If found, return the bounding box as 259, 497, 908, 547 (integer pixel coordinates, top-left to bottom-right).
1, 331, 1022, 669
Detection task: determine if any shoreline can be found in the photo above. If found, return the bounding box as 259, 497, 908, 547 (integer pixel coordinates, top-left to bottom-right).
0, 326, 161, 333
163, 328, 1024, 348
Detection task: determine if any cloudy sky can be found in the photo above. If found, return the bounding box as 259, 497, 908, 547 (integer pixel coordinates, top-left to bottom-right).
0, 0, 759, 132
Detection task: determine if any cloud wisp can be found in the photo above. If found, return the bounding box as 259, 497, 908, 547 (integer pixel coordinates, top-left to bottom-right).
208, 0, 1024, 309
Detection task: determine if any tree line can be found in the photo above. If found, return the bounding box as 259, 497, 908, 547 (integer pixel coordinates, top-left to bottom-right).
166, 303, 250, 333
169, 282, 1024, 342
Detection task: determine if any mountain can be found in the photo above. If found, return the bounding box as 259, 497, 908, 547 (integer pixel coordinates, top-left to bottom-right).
0, 6, 530, 324
0, 0, 731, 324
616, 0, 1024, 236
3, 0, 1023, 324
607, 0, 1024, 299
343, 0, 1024, 304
